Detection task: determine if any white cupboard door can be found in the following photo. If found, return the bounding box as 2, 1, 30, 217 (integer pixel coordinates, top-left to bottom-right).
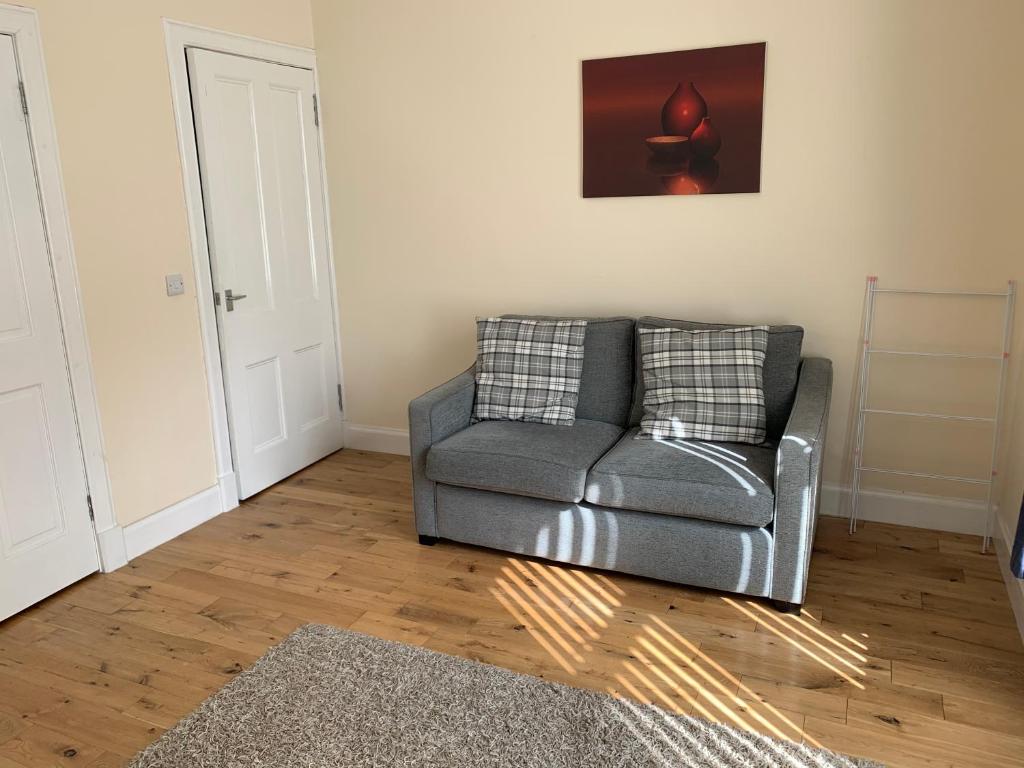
187, 49, 343, 499
0, 34, 98, 620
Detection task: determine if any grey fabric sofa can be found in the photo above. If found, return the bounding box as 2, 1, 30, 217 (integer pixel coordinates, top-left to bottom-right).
408, 316, 832, 612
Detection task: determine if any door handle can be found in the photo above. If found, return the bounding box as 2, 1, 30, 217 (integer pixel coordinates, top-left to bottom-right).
224, 289, 247, 312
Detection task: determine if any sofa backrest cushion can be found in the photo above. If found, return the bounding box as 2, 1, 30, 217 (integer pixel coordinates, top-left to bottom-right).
502, 316, 635, 425
628, 317, 804, 439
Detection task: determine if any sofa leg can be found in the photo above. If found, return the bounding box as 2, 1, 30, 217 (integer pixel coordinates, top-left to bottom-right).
418, 535, 438, 546
771, 599, 801, 615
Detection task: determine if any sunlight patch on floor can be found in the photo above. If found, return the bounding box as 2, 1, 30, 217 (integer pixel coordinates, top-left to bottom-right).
489, 556, 878, 747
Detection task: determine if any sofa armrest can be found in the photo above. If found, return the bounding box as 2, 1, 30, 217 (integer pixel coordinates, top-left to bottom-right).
771, 357, 833, 604
408, 365, 476, 536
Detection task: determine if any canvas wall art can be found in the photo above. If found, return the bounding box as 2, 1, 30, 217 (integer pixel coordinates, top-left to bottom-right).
582, 42, 766, 198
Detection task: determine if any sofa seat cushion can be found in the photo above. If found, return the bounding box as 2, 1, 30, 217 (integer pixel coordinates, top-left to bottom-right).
584, 428, 776, 527
426, 419, 624, 503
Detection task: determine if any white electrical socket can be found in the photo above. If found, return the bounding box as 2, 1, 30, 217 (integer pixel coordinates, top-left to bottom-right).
165, 274, 185, 296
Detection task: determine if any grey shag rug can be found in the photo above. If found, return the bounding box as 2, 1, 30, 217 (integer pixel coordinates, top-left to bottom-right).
129, 624, 880, 767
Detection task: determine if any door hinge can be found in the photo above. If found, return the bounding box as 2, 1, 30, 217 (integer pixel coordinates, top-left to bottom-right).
313, 93, 320, 127
18, 80, 28, 116
86, 494, 95, 521
337, 383, 344, 413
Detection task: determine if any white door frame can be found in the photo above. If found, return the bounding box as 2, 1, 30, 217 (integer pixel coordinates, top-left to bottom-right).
163, 20, 347, 509
0, 5, 119, 569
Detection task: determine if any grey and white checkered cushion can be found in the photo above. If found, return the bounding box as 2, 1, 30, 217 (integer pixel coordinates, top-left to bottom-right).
638, 325, 769, 444
473, 317, 587, 426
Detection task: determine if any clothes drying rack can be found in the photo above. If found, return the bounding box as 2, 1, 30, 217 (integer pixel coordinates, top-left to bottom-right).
848, 277, 1016, 552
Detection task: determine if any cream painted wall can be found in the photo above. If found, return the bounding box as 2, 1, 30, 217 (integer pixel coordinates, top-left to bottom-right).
20, 0, 1022, 536
22, 1, 315, 525
311, 0, 1024, 526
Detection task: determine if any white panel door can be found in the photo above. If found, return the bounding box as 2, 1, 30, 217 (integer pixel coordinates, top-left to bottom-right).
187, 49, 343, 499
0, 34, 98, 620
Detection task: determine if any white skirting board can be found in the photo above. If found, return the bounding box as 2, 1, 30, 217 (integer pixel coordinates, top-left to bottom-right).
819, 483, 988, 535
95, 472, 240, 570
94, 525, 128, 572
995, 514, 1024, 641
122, 485, 222, 560
344, 423, 410, 455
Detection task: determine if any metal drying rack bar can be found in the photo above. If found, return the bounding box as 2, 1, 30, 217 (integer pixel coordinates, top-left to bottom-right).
848, 277, 1016, 552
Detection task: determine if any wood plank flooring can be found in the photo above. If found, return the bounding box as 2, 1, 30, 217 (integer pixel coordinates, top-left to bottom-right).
1, 449, 1022, 767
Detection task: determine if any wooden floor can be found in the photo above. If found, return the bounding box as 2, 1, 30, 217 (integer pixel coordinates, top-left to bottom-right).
1, 450, 1023, 767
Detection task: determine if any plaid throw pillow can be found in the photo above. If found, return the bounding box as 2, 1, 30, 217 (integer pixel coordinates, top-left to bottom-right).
638, 325, 769, 444
473, 317, 587, 426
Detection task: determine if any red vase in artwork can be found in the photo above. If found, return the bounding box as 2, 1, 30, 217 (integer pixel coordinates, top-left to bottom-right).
661, 81, 707, 137
660, 172, 701, 196
689, 117, 722, 157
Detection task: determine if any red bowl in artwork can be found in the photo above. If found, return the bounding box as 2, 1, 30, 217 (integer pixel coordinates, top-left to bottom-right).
645, 135, 689, 160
